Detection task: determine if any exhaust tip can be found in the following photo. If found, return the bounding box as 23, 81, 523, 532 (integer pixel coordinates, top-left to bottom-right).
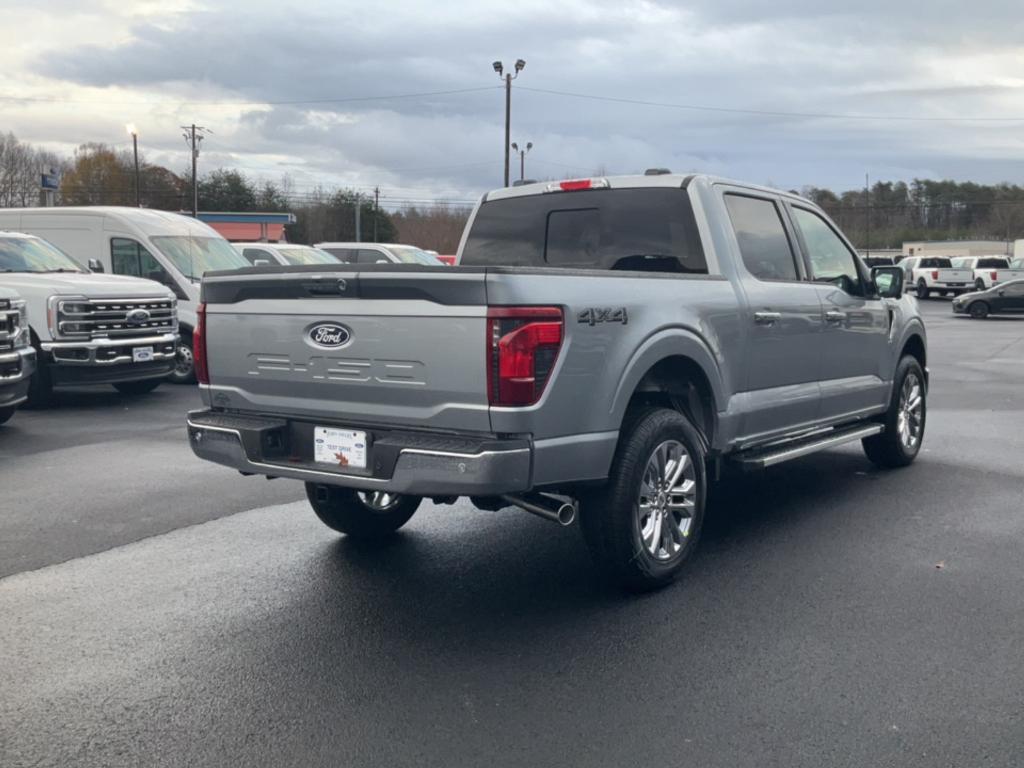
557, 503, 576, 526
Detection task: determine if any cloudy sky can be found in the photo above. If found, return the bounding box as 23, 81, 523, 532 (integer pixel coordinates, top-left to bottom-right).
3, 0, 1024, 205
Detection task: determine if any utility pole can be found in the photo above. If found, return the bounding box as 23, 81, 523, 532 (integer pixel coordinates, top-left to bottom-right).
354, 193, 362, 242
511, 141, 532, 182
127, 124, 140, 207
373, 186, 380, 242
865, 173, 871, 258
181, 124, 209, 217
493, 59, 525, 187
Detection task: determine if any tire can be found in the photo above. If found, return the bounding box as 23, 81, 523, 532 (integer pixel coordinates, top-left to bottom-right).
862, 356, 926, 469
579, 407, 707, 592
916, 280, 930, 300
0, 406, 15, 425
305, 483, 420, 540
25, 357, 54, 408
168, 337, 196, 385
113, 379, 162, 395
975, 279, 986, 292
969, 301, 989, 319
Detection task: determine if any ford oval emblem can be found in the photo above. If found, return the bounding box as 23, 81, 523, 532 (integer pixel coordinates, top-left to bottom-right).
308, 323, 351, 348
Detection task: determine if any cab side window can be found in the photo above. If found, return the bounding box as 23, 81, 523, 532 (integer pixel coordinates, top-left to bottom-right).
111, 238, 173, 287
724, 194, 800, 281
357, 249, 386, 263
791, 207, 863, 295
242, 248, 274, 265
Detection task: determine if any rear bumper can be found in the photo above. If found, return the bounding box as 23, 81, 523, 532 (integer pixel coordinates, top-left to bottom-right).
186, 409, 532, 495
0, 347, 35, 408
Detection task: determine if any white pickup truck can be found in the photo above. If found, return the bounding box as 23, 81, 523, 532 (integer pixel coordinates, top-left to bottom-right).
899, 256, 973, 298
949, 256, 1019, 291
987, 258, 1024, 290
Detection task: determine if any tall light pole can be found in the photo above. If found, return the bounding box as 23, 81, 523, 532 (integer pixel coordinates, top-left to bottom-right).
126, 124, 140, 207
511, 141, 532, 182
493, 58, 525, 187
181, 124, 209, 217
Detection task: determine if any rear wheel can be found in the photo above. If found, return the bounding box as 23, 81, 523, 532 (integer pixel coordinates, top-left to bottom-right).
579, 408, 707, 592
0, 406, 15, 425
113, 379, 162, 395
863, 356, 926, 468
975, 278, 986, 291
305, 483, 421, 539
168, 338, 196, 384
969, 301, 989, 319
916, 280, 930, 299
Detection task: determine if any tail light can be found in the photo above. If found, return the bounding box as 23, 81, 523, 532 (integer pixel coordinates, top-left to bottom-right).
991, 271, 998, 281
193, 302, 209, 385
931, 270, 939, 280
487, 307, 563, 406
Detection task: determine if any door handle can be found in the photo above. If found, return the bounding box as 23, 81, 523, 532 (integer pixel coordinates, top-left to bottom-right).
753, 311, 782, 326
825, 310, 846, 325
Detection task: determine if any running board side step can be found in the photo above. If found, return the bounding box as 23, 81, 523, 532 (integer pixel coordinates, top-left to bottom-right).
731, 423, 884, 471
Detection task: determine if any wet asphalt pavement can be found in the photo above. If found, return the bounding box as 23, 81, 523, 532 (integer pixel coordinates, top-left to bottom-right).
1, 299, 1022, 767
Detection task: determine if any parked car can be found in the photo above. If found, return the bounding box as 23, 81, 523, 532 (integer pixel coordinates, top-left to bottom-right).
899, 256, 973, 298
314, 242, 447, 266
231, 243, 340, 267
0, 207, 249, 384
0, 286, 35, 425
862, 256, 895, 268
949, 256, 1015, 291
0, 232, 178, 405
187, 174, 927, 591
952, 278, 1024, 318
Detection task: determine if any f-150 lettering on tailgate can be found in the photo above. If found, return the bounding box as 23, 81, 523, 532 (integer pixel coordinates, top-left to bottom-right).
246, 353, 426, 386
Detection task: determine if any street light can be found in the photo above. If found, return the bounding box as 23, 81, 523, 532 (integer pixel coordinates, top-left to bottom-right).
511, 141, 533, 182
126, 123, 140, 207
493, 58, 525, 187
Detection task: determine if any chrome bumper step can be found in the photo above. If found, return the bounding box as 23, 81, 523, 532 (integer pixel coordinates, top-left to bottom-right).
731, 423, 884, 470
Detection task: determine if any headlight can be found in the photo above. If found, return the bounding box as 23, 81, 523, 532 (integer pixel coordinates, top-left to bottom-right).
47, 294, 91, 340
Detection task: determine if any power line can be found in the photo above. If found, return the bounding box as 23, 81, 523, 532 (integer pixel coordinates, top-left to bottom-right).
517, 86, 1024, 123
0, 86, 499, 107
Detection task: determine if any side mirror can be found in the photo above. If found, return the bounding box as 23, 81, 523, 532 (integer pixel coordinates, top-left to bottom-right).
87, 258, 104, 273
872, 266, 903, 298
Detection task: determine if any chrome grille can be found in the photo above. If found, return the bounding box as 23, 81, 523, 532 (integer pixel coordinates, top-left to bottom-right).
0, 300, 26, 352
57, 297, 177, 340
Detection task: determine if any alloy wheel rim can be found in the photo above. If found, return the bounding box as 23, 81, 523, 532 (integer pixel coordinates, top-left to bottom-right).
896, 373, 924, 449
358, 491, 401, 512
637, 440, 697, 561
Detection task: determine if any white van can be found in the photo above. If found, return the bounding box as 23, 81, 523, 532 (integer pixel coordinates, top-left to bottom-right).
0, 207, 248, 383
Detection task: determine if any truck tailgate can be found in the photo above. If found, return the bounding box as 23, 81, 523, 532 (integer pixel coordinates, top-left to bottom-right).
200, 268, 491, 433
937, 268, 973, 284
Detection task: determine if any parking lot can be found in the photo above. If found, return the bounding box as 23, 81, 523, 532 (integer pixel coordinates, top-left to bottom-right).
1, 298, 1022, 767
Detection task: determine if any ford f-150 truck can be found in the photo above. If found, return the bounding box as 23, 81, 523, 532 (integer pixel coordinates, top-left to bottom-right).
0, 231, 178, 404
0, 286, 35, 425
187, 174, 928, 590
899, 256, 973, 298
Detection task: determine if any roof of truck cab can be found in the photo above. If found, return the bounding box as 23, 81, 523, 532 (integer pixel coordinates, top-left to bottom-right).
482, 173, 813, 206
12, 207, 220, 236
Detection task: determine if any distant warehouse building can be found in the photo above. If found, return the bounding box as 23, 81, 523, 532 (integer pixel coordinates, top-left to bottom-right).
194, 211, 296, 243
902, 239, 1010, 258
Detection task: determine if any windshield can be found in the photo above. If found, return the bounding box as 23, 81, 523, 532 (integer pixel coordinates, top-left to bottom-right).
150, 236, 249, 280
386, 246, 445, 265
0, 236, 87, 273
1013, 259, 1024, 269
951, 257, 974, 268
276, 246, 340, 266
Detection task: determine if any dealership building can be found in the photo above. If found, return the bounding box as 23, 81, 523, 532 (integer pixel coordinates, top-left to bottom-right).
901, 239, 1012, 258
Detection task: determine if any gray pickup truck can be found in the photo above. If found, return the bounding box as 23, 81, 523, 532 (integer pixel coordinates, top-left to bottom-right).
187, 174, 927, 590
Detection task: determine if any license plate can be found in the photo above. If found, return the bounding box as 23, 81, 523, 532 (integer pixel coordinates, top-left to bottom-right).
314, 426, 367, 469
132, 346, 154, 363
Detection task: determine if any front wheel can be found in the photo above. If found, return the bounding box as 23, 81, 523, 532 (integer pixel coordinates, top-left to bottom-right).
305, 483, 420, 539
579, 408, 707, 592
969, 301, 990, 319
862, 356, 926, 469
916, 280, 930, 300
168, 338, 196, 384
113, 379, 162, 395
